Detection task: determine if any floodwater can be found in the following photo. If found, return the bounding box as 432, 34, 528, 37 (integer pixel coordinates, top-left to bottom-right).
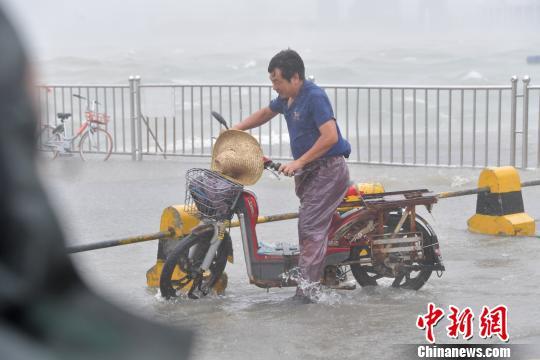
8, 0, 540, 357
39, 157, 540, 359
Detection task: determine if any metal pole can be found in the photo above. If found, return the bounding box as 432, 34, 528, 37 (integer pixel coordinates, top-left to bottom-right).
413, 88, 416, 164
368, 89, 371, 162
448, 90, 452, 166
510, 75, 518, 166
436, 89, 440, 165
485, 90, 489, 167
129, 76, 136, 161
390, 89, 393, 163
401, 89, 405, 164
437, 187, 489, 199
437, 178, 540, 199
460, 89, 464, 166
66, 229, 175, 254
497, 89, 502, 166
473, 89, 477, 167
379, 88, 383, 163
67, 212, 300, 254
67, 175, 540, 255
135, 76, 143, 161
425, 89, 428, 165
522, 75, 531, 169
522, 179, 540, 188
229, 212, 298, 228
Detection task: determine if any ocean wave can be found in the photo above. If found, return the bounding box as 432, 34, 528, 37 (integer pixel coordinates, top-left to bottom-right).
460, 70, 488, 82
166, 132, 291, 151
243, 60, 257, 69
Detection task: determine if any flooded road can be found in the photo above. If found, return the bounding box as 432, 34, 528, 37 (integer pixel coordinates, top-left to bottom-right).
40, 158, 540, 359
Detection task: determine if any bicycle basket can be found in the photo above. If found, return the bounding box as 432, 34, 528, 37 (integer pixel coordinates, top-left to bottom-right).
184, 168, 243, 221
85, 111, 110, 125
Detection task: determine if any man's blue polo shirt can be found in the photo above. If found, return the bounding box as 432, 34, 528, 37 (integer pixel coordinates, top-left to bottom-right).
269, 80, 351, 160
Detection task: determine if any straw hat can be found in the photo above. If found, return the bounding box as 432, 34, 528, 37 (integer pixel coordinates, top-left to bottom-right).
211, 130, 264, 186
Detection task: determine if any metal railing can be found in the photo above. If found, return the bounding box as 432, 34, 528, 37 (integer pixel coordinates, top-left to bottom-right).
525, 79, 540, 168
38, 75, 538, 168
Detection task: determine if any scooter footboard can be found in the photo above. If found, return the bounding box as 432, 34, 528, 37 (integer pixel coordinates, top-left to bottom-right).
249, 256, 299, 288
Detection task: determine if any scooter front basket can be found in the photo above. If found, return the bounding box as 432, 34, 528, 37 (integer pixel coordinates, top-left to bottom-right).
184, 168, 243, 221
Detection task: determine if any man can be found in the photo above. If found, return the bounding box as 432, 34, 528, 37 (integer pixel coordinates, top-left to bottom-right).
231, 49, 351, 301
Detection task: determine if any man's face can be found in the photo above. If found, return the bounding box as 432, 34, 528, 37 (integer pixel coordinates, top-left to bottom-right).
269, 68, 301, 99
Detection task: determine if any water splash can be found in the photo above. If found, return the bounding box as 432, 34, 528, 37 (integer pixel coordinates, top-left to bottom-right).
279, 266, 343, 305
451, 175, 471, 188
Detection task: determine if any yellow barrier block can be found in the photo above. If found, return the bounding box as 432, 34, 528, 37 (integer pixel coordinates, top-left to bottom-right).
468, 167, 535, 236
146, 260, 192, 288
146, 260, 227, 295
160, 205, 200, 236
478, 166, 521, 193
146, 260, 164, 287
147, 205, 201, 288
147, 205, 228, 295
468, 213, 536, 236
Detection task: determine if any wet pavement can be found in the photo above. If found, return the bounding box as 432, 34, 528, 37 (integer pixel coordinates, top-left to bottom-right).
39, 157, 540, 359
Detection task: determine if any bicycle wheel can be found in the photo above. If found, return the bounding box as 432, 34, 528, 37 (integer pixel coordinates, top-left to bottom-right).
160, 230, 231, 300
37, 125, 60, 160
79, 127, 113, 161
350, 213, 438, 290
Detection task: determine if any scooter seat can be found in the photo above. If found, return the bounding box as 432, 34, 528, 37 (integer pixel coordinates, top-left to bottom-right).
257, 240, 299, 256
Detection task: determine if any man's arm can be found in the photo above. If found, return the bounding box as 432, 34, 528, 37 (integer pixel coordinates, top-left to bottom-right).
232, 107, 277, 131
279, 119, 338, 176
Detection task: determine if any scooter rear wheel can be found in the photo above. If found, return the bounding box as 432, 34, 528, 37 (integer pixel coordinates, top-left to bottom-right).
160, 231, 231, 299
350, 213, 438, 290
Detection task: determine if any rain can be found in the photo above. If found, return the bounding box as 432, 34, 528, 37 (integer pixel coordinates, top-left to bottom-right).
3, 0, 540, 358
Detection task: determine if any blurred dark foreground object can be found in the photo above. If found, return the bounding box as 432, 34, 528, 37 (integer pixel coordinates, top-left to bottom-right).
0, 7, 192, 360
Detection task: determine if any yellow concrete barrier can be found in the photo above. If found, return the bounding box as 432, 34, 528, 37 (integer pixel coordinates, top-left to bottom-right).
467, 167, 535, 236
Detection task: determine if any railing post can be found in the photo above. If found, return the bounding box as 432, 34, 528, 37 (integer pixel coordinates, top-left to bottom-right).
135, 76, 143, 161
522, 75, 530, 169
510, 75, 518, 167
129, 76, 137, 161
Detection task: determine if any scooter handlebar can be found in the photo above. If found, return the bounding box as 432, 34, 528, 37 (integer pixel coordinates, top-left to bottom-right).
211, 111, 229, 130
263, 156, 281, 172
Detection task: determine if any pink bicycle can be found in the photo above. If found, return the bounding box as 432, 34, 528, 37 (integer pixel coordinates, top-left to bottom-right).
38, 94, 113, 161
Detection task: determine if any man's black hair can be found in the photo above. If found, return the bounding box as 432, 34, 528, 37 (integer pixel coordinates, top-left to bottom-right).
268, 49, 305, 82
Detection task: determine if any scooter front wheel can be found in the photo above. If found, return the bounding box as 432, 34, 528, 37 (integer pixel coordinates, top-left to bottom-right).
159, 230, 231, 300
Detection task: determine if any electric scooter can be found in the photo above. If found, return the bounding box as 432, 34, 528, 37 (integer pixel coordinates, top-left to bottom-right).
158, 113, 445, 299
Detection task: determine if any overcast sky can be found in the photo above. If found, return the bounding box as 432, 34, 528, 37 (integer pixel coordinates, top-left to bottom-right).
2, 0, 539, 86
3, 0, 539, 60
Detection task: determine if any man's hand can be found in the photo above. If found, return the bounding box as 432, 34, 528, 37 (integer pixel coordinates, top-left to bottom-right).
278, 159, 305, 177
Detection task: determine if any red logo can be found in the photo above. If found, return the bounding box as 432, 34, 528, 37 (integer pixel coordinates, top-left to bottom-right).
417, 304, 509, 343
479, 305, 509, 342
416, 303, 445, 343
446, 306, 474, 340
